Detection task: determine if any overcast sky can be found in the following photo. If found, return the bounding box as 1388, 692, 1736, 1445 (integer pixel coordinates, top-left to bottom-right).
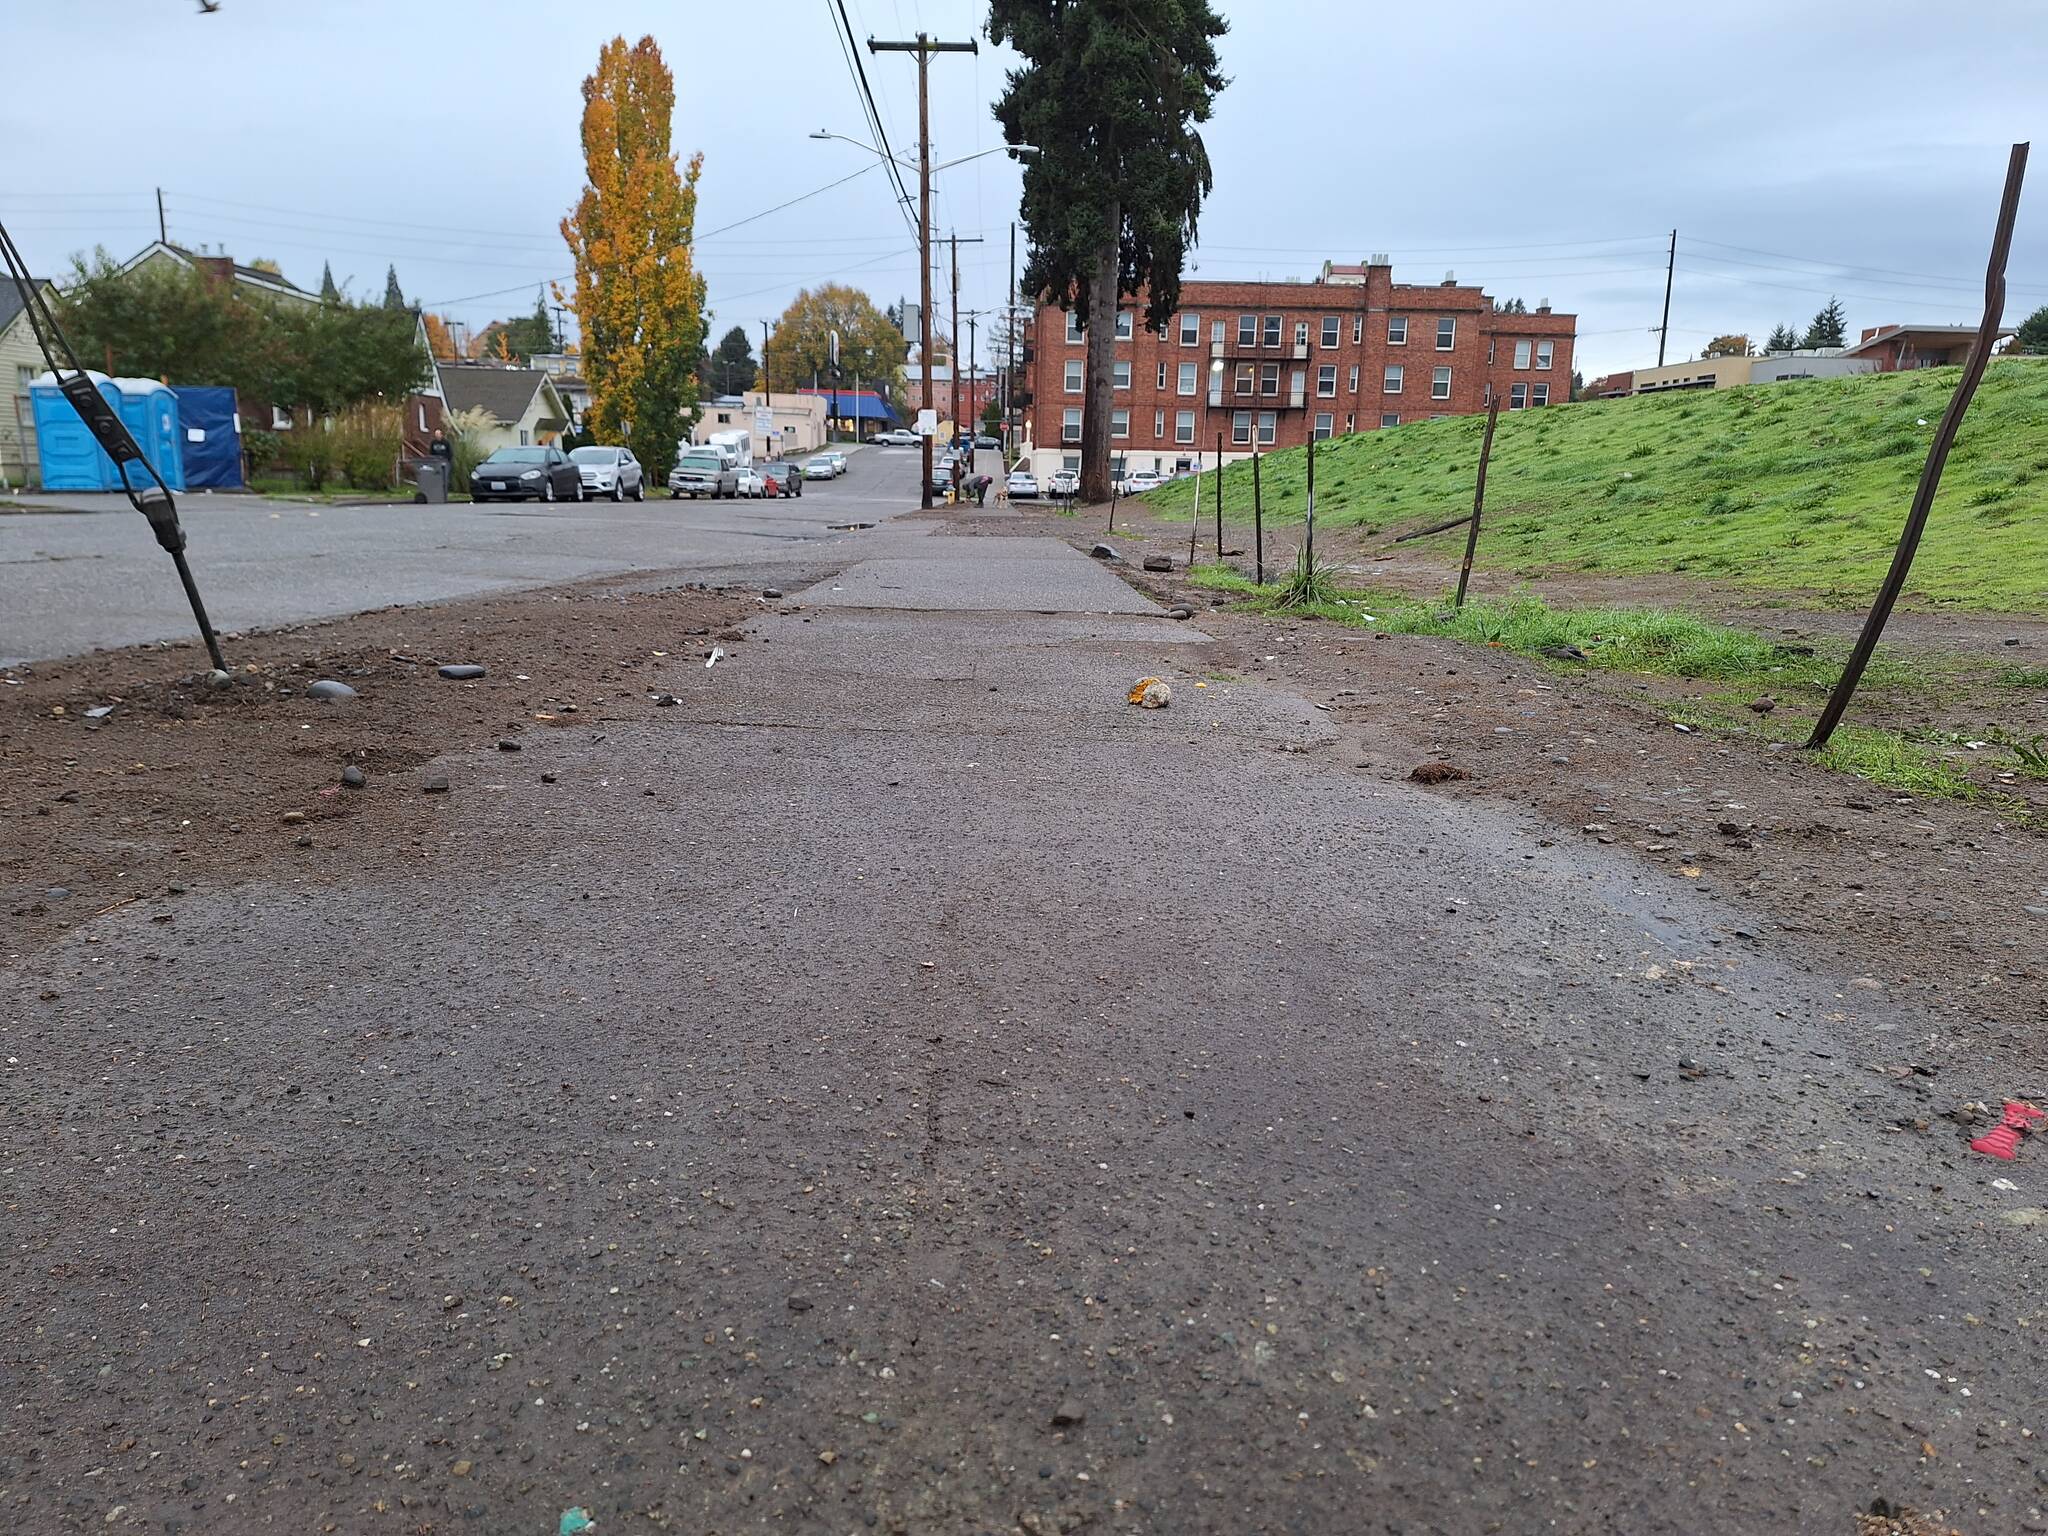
4, 0, 2043, 381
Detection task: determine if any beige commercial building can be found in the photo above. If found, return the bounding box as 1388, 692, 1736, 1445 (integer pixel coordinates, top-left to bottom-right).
692, 392, 827, 459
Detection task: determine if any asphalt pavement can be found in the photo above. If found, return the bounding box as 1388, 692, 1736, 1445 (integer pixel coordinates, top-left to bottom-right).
0, 446, 917, 665
2, 463, 2041, 1533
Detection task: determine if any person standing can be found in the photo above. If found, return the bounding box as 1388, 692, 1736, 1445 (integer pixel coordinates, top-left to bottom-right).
427, 427, 454, 490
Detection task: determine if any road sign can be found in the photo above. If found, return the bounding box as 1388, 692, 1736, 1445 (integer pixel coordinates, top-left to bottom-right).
916, 408, 937, 438
754, 406, 773, 439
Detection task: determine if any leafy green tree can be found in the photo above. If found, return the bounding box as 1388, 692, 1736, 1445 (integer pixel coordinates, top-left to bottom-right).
1764, 323, 1798, 353
319, 262, 340, 303
762, 285, 907, 399
1801, 298, 1847, 349
701, 324, 757, 396
271, 299, 428, 415
991, 0, 1228, 502
1701, 333, 1752, 358
980, 397, 1003, 436
2013, 302, 2048, 355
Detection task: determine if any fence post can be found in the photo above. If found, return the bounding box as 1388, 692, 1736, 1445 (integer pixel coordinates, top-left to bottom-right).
1214, 431, 1225, 556
1304, 434, 1316, 570
1455, 395, 1503, 609
1807, 141, 2027, 750
1253, 448, 1264, 585
1187, 451, 1202, 568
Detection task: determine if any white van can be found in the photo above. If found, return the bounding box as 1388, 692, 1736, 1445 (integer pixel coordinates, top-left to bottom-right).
708, 429, 753, 469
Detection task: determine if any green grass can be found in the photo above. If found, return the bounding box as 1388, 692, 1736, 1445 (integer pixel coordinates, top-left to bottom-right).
1146, 360, 2048, 611
1187, 566, 2009, 801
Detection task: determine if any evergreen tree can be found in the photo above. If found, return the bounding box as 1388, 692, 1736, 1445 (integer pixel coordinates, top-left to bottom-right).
502, 291, 556, 360
1800, 298, 1847, 349
1764, 323, 1798, 353
701, 324, 757, 396
382, 264, 405, 311
319, 261, 340, 303
991, 0, 1227, 502
2013, 302, 2048, 355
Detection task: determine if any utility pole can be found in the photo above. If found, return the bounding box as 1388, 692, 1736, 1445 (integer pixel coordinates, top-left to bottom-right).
156, 188, 166, 245
937, 232, 984, 446
964, 310, 982, 479
761, 318, 773, 425
1007, 220, 1017, 460
1656, 228, 1676, 367
869, 30, 977, 509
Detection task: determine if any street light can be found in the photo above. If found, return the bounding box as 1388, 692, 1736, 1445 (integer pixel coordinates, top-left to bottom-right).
808, 130, 1037, 176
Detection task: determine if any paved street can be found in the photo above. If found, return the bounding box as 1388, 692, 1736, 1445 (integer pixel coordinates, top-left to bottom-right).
3, 480, 2040, 1533
0, 447, 922, 665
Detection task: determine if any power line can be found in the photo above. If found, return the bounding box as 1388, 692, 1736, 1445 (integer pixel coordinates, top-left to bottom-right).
826, 0, 917, 233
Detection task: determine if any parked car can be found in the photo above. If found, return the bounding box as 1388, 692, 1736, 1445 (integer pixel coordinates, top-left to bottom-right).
735, 466, 765, 498
821, 450, 848, 476
1006, 469, 1039, 499
802, 455, 837, 480
471, 444, 581, 503
761, 461, 803, 498
974, 434, 1001, 451
669, 449, 738, 499
872, 428, 920, 447
569, 445, 644, 502
1123, 470, 1164, 494
1047, 468, 1080, 497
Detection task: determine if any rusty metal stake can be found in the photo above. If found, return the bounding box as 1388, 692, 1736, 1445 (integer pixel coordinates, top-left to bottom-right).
1455, 396, 1502, 609
1214, 431, 1225, 556
1807, 141, 2028, 750
1187, 449, 1202, 569
1253, 448, 1264, 585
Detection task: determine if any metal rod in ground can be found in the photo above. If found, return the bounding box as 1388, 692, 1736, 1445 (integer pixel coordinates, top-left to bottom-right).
172, 550, 228, 672
1304, 435, 1316, 570
1253, 448, 1264, 585
1806, 140, 2027, 751
1214, 431, 1224, 555
1455, 395, 1503, 609
1187, 451, 1202, 568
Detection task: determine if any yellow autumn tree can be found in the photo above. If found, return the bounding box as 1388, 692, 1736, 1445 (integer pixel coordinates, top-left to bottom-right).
421, 312, 458, 362
560, 35, 707, 476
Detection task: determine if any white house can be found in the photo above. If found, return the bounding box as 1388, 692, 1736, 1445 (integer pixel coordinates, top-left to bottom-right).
438, 364, 571, 453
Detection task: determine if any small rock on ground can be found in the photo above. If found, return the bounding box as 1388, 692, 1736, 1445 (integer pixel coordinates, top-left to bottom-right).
340, 765, 367, 789
306, 679, 357, 701
437, 664, 486, 681
422, 774, 451, 794
1409, 762, 1471, 785
1090, 543, 1119, 562
1142, 555, 1173, 572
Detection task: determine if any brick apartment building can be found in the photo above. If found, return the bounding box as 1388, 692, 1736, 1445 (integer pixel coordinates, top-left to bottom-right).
1018, 259, 1575, 478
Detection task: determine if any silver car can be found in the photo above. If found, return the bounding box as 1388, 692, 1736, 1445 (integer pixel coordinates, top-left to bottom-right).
669, 450, 738, 499
570, 445, 644, 502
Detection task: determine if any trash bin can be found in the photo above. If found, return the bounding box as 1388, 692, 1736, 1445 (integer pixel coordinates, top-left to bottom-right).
416, 461, 449, 504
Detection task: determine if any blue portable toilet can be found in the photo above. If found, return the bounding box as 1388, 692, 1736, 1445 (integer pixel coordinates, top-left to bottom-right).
170, 386, 243, 489
30, 372, 186, 492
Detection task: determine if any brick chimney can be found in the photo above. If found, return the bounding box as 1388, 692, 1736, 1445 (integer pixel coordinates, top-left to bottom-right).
194, 255, 235, 288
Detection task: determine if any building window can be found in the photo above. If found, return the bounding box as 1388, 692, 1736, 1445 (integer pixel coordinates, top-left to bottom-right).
1388, 315, 1408, 345
1237, 314, 1256, 347
1348, 365, 1359, 393
1112, 360, 1131, 390
1154, 408, 1166, 437
1231, 409, 1252, 445
1317, 364, 1337, 397
1234, 363, 1254, 396
1321, 316, 1340, 349
1178, 361, 1198, 396
1313, 412, 1334, 440
1062, 452, 1081, 471
272, 405, 294, 430
1380, 412, 1400, 428
1260, 363, 1279, 396
519, 429, 530, 445
1262, 315, 1282, 348
1256, 411, 1276, 445
1536, 340, 1554, 370
1175, 409, 1195, 443
1532, 383, 1550, 406
1294, 320, 1309, 351
1180, 312, 1200, 345
1064, 359, 1082, 393
1436, 317, 1456, 350
1111, 408, 1130, 438
1383, 364, 1404, 394
1157, 362, 1168, 390
1065, 311, 1083, 344
1352, 314, 1364, 344
1513, 340, 1532, 369
1114, 310, 1133, 340
1431, 366, 1452, 400
1509, 383, 1528, 410
1063, 406, 1082, 442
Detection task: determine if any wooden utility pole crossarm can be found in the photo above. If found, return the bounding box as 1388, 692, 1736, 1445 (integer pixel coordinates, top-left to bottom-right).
868, 32, 977, 509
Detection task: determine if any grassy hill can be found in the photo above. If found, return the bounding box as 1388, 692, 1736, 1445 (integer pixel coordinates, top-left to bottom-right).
1138, 359, 2048, 612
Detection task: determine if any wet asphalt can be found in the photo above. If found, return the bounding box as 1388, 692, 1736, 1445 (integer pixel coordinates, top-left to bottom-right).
2, 450, 2043, 1534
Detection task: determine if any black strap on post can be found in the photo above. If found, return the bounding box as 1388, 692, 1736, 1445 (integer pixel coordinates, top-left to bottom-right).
0, 216, 227, 672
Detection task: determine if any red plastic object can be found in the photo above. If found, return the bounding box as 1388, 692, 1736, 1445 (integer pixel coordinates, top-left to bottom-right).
1970, 1101, 2045, 1161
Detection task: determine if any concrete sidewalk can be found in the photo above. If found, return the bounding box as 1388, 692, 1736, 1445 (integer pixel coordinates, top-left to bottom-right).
2, 522, 2035, 1533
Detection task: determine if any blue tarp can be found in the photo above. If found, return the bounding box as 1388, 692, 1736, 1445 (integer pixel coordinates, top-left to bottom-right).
171, 387, 244, 488
797, 388, 899, 424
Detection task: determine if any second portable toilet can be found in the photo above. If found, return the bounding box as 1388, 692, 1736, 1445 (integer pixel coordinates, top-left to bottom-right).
30, 372, 187, 492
